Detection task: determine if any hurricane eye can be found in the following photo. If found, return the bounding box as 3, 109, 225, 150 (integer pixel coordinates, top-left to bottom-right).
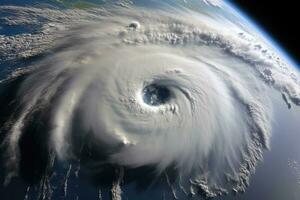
142, 84, 171, 106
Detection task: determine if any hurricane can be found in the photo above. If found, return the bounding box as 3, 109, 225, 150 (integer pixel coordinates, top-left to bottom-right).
1, 1, 300, 199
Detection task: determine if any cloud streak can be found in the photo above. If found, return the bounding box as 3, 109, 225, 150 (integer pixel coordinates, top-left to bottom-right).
0, 2, 300, 198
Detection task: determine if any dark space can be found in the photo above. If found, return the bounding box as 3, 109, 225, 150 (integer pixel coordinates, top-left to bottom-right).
232, 0, 300, 66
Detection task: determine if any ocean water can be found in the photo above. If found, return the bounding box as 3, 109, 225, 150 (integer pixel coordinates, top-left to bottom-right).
1, 1, 300, 200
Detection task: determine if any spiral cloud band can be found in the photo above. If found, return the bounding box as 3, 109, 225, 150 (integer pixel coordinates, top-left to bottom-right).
0, 1, 300, 199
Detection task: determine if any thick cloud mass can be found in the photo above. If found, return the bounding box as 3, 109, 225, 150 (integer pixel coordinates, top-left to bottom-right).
0, 1, 300, 199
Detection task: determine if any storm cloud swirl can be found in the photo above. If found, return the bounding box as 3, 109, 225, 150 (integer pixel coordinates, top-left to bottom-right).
0, 1, 300, 199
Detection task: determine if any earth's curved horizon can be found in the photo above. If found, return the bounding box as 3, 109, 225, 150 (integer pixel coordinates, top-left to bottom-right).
0, 1, 300, 200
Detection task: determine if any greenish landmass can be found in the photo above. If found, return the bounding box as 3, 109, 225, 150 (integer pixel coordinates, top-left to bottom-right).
53, 0, 102, 9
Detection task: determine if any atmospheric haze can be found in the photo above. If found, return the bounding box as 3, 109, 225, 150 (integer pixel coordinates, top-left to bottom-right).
0, 1, 300, 199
